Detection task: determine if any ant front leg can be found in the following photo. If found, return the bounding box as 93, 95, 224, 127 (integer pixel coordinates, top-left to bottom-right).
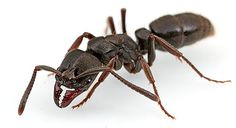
72, 56, 118, 108
149, 34, 231, 83
18, 65, 61, 115
68, 32, 95, 52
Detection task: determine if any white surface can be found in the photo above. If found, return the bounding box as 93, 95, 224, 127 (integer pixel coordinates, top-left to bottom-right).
0, 0, 235, 128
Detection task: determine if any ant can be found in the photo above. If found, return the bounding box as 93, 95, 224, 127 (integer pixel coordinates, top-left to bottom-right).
18, 8, 231, 119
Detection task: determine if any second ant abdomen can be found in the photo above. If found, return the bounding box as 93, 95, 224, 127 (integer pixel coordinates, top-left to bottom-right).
136, 13, 214, 52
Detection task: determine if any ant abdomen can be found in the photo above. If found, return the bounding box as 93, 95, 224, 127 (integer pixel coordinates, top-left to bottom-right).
136, 13, 214, 52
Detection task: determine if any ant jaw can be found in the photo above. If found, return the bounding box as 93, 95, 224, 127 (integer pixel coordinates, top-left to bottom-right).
53, 82, 82, 108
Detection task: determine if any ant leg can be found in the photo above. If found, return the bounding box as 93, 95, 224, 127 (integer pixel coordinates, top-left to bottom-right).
68, 32, 95, 52
121, 8, 127, 34
147, 35, 156, 66
72, 62, 170, 118
123, 58, 175, 119
72, 56, 118, 108
138, 56, 175, 119
18, 65, 61, 115
74, 66, 158, 103
71, 58, 173, 119
107, 16, 116, 35
149, 34, 231, 83
109, 71, 158, 102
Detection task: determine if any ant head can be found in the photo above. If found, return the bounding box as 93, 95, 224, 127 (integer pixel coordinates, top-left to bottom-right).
53, 51, 102, 108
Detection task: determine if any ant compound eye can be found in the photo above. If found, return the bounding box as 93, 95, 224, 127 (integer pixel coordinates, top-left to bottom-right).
85, 78, 92, 85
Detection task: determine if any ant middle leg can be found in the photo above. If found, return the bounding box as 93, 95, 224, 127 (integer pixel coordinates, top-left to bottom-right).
138, 55, 175, 119
124, 55, 175, 119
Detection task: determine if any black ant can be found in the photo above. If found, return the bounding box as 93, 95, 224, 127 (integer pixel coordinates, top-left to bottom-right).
18, 8, 231, 119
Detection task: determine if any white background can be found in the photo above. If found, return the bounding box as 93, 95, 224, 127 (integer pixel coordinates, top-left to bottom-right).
0, 0, 235, 128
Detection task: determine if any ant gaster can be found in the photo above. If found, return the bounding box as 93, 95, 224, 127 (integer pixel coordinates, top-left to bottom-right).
18, 8, 231, 119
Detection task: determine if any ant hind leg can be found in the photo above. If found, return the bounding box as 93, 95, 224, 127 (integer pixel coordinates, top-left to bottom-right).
121, 8, 127, 34
149, 34, 231, 83
107, 16, 116, 35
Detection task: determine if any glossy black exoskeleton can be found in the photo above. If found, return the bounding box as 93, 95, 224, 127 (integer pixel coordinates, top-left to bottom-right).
18, 8, 230, 119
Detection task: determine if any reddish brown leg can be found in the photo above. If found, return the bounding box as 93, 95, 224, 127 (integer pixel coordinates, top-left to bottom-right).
121, 8, 127, 34
68, 32, 95, 52
150, 34, 231, 83
109, 71, 158, 102
71, 56, 173, 119
138, 56, 175, 119
72, 56, 117, 108
18, 65, 61, 115
147, 35, 156, 66
73, 62, 159, 106
107, 16, 116, 35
